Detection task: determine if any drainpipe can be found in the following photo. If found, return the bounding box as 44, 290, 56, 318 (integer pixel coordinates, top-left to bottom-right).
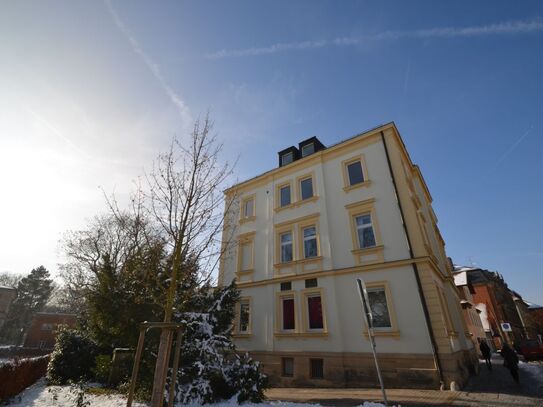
380, 131, 445, 388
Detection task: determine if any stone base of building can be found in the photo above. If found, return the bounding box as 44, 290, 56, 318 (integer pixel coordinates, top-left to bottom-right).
247, 349, 478, 390
248, 351, 442, 389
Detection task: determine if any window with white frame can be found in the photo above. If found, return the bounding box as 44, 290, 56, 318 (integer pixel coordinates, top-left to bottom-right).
303, 226, 318, 258
239, 300, 250, 333
280, 185, 291, 207
240, 241, 253, 271
243, 197, 254, 218
300, 177, 314, 200
367, 288, 392, 328
280, 231, 293, 263
347, 160, 364, 185
355, 214, 376, 249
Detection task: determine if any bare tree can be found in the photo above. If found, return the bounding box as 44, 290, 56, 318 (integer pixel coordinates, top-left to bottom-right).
145, 114, 236, 320
0, 271, 23, 288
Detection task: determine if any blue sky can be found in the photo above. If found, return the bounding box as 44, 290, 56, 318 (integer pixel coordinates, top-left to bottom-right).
0, 1, 542, 303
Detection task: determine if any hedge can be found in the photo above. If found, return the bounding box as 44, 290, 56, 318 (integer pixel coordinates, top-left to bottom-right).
0, 355, 50, 401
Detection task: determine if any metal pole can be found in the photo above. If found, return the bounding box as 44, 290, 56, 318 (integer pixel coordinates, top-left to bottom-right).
127, 327, 146, 407
357, 278, 388, 407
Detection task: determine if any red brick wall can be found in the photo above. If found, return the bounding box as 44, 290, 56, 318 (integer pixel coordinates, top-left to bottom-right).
23, 314, 77, 349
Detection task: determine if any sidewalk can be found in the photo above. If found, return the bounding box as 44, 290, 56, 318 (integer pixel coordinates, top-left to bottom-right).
266, 355, 543, 406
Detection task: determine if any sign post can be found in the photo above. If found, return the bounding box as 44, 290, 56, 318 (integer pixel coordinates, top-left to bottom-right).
356, 278, 388, 407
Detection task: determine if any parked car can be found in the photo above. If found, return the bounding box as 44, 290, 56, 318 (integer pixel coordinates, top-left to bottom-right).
518, 339, 543, 361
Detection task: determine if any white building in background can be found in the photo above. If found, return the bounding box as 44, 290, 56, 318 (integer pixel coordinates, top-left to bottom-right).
219, 123, 477, 389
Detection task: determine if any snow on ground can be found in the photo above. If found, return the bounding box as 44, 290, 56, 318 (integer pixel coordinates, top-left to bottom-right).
6, 379, 391, 407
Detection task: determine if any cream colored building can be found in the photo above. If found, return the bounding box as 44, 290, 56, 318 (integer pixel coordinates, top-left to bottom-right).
219, 123, 477, 389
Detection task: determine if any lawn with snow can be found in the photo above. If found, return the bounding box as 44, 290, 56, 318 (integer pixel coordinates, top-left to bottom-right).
6, 379, 390, 407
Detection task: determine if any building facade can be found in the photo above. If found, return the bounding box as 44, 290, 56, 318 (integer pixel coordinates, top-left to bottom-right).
23, 312, 77, 349
463, 268, 526, 347
219, 123, 477, 389
453, 270, 487, 349
0, 286, 17, 330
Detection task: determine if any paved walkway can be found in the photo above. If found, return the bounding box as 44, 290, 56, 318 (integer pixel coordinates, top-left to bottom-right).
266, 355, 543, 406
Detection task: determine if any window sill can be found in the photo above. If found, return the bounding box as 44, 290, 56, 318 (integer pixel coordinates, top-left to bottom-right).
274, 196, 319, 212
351, 245, 384, 255
363, 329, 400, 338
275, 331, 329, 338
233, 333, 252, 338
343, 180, 372, 192
274, 256, 323, 269
239, 216, 256, 224
351, 245, 384, 265
236, 269, 254, 275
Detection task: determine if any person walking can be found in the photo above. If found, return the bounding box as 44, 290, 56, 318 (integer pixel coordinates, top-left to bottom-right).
500, 343, 520, 383
479, 339, 492, 370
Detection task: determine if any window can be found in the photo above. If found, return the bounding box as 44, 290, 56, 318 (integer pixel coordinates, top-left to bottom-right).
239, 300, 250, 333
355, 214, 376, 249
237, 232, 255, 274
301, 143, 315, 157
280, 281, 292, 291
347, 161, 364, 185
303, 226, 318, 258
300, 177, 313, 200
310, 359, 324, 379
282, 357, 294, 377
280, 185, 291, 207
367, 288, 392, 328
240, 242, 253, 271
39, 340, 47, 349
346, 199, 383, 265
282, 297, 296, 330
307, 294, 324, 329
41, 323, 53, 331
305, 278, 318, 288
280, 232, 293, 263
281, 152, 294, 166
243, 197, 254, 218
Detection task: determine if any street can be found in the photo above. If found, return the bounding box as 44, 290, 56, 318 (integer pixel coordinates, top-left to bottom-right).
266, 355, 543, 406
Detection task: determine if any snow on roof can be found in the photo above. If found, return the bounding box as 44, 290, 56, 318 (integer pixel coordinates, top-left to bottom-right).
453, 271, 468, 286
525, 301, 543, 309
0, 285, 16, 291
453, 265, 478, 273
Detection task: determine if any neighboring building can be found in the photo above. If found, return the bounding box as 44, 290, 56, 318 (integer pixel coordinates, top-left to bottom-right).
510, 290, 538, 340
219, 123, 477, 389
462, 268, 525, 347
0, 286, 17, 330
453, 270, 486, 348
526, 302, 543, 343
23, 312, 77, 349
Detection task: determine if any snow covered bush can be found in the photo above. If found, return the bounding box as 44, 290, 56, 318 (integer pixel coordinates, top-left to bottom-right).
47, 327, 100, 384
172, 281, 267, 404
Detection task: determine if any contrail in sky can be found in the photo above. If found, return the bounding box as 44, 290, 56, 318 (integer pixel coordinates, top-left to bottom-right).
206, 19, 543, 59
25, 106, 92, 159
104, 0, 191, 125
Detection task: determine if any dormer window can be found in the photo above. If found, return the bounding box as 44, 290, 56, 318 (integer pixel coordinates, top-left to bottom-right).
301, 143, 315, 157
281, 151, 294, 166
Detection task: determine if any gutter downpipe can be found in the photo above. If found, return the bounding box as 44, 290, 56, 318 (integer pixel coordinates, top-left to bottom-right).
380, 131, 445, 388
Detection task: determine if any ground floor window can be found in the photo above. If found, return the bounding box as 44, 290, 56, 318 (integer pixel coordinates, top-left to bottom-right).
310, 358, 324, 379
282, 297, 295, 330
307, 295, 324, 329
367, 287, 392, 328
239, 300, 250, 333
282, 357, 294, 377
